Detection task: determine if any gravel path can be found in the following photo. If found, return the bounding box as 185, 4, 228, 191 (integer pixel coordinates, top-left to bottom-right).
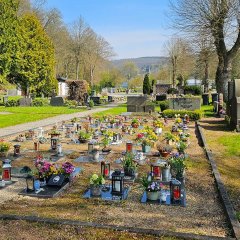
0, 107, 111, 138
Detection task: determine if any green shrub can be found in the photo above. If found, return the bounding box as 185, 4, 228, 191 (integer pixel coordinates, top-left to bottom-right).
64, 100, 78, 107
32, 98, 49, 106
158, 100, 169, 111
5, 99, 19, 107
162, 109, 202, 120
167, 88, 179, 94
184, 86, 202, 95
89, 99, 94, 108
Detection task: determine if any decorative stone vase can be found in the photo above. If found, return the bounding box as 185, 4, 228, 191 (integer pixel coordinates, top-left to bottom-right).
142, 144, 151, 153
147, 191, 159, 201
90, 185, 102, 196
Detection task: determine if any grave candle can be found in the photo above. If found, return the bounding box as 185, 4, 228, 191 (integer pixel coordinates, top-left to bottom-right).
126, 142, 133, 152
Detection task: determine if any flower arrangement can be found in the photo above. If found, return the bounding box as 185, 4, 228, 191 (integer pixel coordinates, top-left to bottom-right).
169, 153, 187, 178
78, 130, 92, 140
153, 120, 164, 128
175, 114, 182, 124
122, 152, 137, 171
131, 118, 140, 128
48, 129, 61, 136
89, 174, 105, 186
0, 140, 11, 152
60, 162, 75, 176
156, 141, 172, 153
176, 141, 188, 153
140, 175, 162, 192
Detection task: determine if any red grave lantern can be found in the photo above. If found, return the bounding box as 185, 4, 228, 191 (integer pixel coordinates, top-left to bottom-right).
2, 159, 12, 182
101, 161, 110, 178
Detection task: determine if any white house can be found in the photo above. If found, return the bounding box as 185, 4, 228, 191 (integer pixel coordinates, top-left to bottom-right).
57, 77, 68, 96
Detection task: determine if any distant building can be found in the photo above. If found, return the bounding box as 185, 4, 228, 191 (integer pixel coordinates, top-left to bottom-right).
57, 77, 68, 96
186, 78, 202, 86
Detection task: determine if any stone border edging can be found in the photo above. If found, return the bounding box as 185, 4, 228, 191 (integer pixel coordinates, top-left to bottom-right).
0, 214, 234, 240
196, 121, 240, 240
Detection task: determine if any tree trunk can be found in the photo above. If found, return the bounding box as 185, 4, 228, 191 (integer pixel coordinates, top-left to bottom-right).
215, 56, 230, 102
203, 60, 209, 93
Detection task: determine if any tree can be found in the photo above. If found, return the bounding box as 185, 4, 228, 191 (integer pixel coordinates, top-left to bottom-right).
10, 14, 56, 96
143, 74, 151, 95
121, 61, 138, 87
0, 0, 20, 83
171, 0, 240, 101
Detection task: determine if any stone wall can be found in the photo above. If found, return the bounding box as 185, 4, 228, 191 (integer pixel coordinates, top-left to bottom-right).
168, 97, 201, 111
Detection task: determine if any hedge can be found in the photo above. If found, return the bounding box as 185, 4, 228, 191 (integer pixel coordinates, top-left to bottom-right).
162, 109, 202, 120
5, 99, 19, 107
32, 98, 49, 106
184, 86, 202, 95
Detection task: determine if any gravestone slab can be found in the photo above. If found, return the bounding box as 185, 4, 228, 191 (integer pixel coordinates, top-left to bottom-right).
19, 97, 32, 106
168, 97, 201, 110
50, 96, 64, 106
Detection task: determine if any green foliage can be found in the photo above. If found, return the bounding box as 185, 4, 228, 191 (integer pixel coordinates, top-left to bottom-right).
163, 109, 202, 120
184, 86, 202, 95
89, 99, 94, 108
5, 99, 19, 107
218, 135, 240, 157
143, 74, 151, 95
78, 131, 92, 140
157, 100, 169, 111
167, 88, 179, 94
64, 100, 78, 107
122, 152, 137, 170
32, 98, 49, 106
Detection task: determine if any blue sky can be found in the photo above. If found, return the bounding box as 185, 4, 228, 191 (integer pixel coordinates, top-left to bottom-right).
46, 0, 175, 59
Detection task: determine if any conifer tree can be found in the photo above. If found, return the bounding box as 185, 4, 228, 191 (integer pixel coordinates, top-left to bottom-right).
143, 74, 151, 95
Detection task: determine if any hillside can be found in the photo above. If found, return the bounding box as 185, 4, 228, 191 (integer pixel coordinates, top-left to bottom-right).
111, 56, 169, 73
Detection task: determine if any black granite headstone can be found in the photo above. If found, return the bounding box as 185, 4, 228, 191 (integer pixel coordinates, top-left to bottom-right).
50, 96, 64, 106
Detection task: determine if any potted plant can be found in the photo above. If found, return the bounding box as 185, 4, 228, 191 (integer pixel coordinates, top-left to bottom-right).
122, 152, 137, 176
78, 131, 92, 143
0, 140, 11, 157
176, 141, 188, 154
141, 138, 153, 153
169, 154, 186, 182
164, 132, 175, 145
156, 141, 172, 158
131, 118, 139, 128
101, 135, 111, 152
140, 175, 162, 201
153, 120, 164, 135
89, 173, 105, 196
48, 129, 61, 138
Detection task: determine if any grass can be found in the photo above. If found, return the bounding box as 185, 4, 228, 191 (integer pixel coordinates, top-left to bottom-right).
0, 106, 86, 128
218, 135, 240, 157
93, 104, 127, 117
201, 105, 214, 117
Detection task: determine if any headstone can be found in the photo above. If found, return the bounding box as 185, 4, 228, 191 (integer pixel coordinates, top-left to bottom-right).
202, 93, 209, 105
156, 94, 167, 101
50, 96, 64, 106
90, 96, 101, 105
168, 97, 201, 110
19, 97, 32, 106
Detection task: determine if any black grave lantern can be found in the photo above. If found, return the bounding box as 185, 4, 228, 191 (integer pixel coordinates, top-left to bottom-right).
111, 169, 124, 195
101, 161, 110, 178
51, 137, 58, 150
170, 179, 182, 204
13, 144, 21, 157
25, 175, 34, 192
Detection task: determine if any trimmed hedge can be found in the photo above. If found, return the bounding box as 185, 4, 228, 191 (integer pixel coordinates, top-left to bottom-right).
32, 98, 49, 106
5, 99, 19, 107
162, 109, 202, 120
184, 86, 202, 95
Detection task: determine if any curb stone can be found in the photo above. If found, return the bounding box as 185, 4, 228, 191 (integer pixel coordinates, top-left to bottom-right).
196, 121, 240, 240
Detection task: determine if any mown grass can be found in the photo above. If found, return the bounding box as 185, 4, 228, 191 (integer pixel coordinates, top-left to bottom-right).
201, 105, 214, 117
93, 104, 127, 117
0, 106, 86, 128
218, 135, 240, 157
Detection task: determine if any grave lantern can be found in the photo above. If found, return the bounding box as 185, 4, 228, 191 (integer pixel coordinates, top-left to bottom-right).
111, 169, 124, 195
2, 159, 12, 182
151, 163, 162, 180
57, 144, 63, 157
126, 142, 133, 153
170, 179, 182, 204
13, 144, 21, 157
51, 137, 58, 150
101, 161, 110, 178
88, 142, 94, 154
25, 175, 34, 192
34, 141, 39, 151
66, 127, 71, 138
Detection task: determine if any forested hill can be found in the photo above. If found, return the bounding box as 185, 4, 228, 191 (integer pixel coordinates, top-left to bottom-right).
111, 56, 169, 73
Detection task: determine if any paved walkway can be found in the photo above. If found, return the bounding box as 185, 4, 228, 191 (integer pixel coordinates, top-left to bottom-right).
0, 106, 113, 138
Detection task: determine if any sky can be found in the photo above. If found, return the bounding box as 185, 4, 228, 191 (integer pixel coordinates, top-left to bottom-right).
46, 0, 175, 59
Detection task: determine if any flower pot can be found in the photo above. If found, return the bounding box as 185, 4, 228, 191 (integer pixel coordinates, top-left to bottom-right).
160, 151, 170, 158
124, 167, 135, 177
142, 144, 151, 153
147, 191, 159, 201
154, 128, 162, 135
90, 185, 102, 196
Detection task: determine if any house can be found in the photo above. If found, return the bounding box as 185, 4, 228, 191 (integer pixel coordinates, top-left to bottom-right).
57, 77, 68, 96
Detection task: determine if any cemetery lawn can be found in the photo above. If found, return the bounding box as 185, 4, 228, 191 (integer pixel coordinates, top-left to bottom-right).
0, 220, 179, 240
1, 119, 230, 238
200, 118, 240, 221
93, 104, 127, 117
0, 106, 86, 128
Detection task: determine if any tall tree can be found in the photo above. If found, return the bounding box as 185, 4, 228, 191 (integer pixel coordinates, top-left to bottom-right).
171, 0, 240, 101
143, 74, 151, 95
0, 0, 19, 83
10, 14, 56, 96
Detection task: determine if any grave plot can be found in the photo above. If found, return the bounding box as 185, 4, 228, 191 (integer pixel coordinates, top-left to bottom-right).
0, 114, 231, 238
